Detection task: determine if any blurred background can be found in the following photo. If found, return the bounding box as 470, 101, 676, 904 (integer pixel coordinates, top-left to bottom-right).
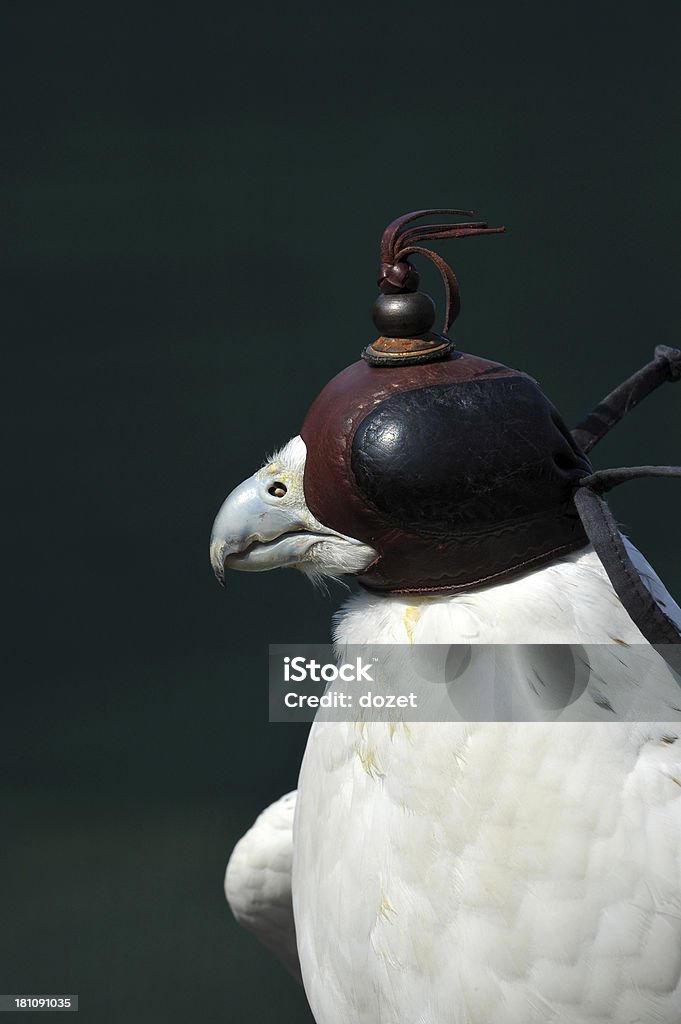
2, 2, 680, 1021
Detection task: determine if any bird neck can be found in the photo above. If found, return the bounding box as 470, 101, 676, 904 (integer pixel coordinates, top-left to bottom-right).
333, 544, 655, 646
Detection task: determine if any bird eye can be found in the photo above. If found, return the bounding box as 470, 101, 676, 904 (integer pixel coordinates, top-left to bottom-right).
268, 482, 287, 498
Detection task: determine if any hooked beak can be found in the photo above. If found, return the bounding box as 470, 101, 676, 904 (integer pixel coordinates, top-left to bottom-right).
210, 473, 334, 584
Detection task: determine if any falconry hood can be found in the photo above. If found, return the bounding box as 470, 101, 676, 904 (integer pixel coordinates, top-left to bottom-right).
299, 209, 681, 647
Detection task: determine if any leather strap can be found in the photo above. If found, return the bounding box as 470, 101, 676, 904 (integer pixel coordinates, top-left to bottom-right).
572, 345, 681, 454
574, 468, 681, 668
377, 209, 505, 333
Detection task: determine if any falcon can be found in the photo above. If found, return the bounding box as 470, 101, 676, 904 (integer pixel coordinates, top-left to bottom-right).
211, 210, 681, 1024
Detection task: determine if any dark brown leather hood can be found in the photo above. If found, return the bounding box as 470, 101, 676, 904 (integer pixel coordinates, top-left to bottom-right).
300, 351, 591, 594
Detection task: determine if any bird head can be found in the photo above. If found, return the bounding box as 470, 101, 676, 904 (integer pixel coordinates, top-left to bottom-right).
210, 436, 378, 586
210, 362, 591, 593
211, 210, 592, 595
210, 209, 681, 655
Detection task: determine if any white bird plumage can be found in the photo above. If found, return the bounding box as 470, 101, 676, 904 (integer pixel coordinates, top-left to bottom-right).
225, 790, 301, 981
217, 436, 681, 1024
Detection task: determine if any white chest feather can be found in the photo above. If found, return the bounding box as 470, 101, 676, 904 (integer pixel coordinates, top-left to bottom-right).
292, 547, 681, 1024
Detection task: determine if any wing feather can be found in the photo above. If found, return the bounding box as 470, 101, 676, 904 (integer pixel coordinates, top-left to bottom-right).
225, 791, 301, 981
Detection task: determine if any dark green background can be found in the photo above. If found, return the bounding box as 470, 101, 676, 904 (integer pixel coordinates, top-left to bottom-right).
3, 2, 680, 1021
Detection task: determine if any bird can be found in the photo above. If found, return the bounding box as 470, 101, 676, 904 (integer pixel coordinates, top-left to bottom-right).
210, 211, 681, 1023
213, 434, 681, 1024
